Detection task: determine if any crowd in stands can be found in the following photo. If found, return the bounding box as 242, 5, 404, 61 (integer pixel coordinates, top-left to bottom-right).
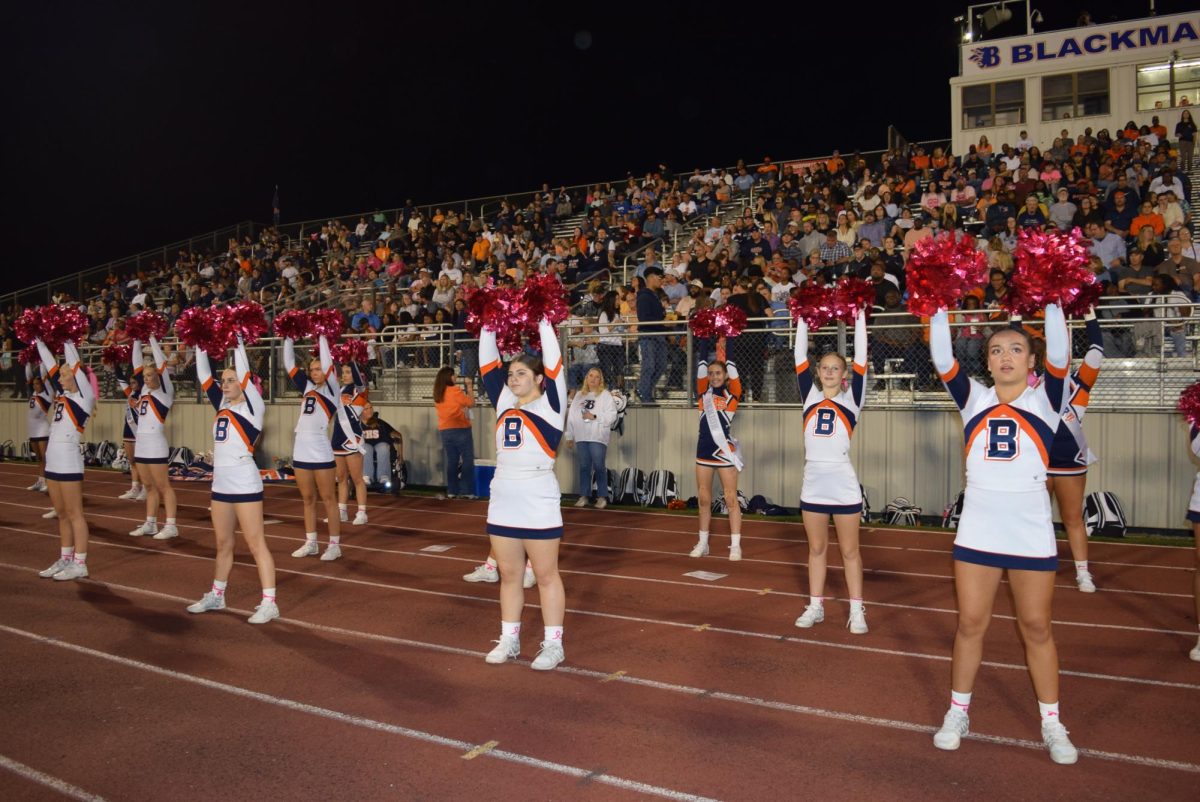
2, 110, 1198, 398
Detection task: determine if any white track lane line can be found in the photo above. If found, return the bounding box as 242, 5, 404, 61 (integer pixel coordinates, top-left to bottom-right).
0, 497, 1193, 636
1, 570, 1197, 776
4, 488, 1189, 601
0, 623, 716, 802
3, 466, 1192, 561
2, 529, 1196, 692
0, 754, 108, 802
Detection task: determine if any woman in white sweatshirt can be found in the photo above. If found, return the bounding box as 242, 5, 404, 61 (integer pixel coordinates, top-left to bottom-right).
565, 367, 618, 508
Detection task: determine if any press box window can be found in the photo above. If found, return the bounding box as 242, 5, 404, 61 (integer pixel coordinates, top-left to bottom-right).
962, 80, 1025, 129
1138, 59, 1200, 111
1041, 70, 1109, 121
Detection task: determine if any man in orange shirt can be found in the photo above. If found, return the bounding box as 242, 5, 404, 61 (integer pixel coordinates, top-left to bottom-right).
471, 232, 492, 264
1129, 200, 1165, 239
826, 150, 845, 175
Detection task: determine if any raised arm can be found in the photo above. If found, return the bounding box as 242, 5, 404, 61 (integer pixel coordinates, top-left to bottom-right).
150, 335, 172, 399
793, 318, 813, 399
283, 337, 308, 393
479, 328, 506, 409
131, 338, 143, 384
931, 309, 971, 410
196, 347, 223, 411
1041, 303, 1069, 412
235, 337, 263, 418
539, 318, 566, 419
63, 341, 93, 411
850, 309, 868, 408
35, 339, 61, 393
318, 335, 335, 392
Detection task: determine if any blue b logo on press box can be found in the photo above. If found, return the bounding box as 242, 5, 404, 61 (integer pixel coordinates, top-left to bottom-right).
968, 46, 1001, 69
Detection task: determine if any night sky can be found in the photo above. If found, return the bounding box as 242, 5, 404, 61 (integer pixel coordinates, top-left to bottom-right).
2, 0, 1189, 294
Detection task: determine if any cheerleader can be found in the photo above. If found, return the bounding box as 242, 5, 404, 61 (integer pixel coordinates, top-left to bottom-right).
282, 334, 342, 561
24, 361, 53, 494
128, 337, 179, 540
793, 309, 869, 634
34, 338, 95, 582
1045, 310, 1103, 593
479, 319, 568, 671
187, 338, 278, 624
115, 363, 146, 501
332, 360, 369, 526
1188, 426, 1200, 662
689, 356, 744, 560
929, 303, 1079, 765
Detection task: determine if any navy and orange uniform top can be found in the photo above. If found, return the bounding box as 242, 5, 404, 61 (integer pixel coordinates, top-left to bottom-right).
131, 337, 174, 437
332, 360, 368, 451
695, 359, 742, 466
795, 310, 868, 464
930, 305, 1069, 493
1048, 314, 1103, 474
480, 319, 566, 471
37, 339, 95, 442
117, 365, 141, 439
283, 335, 339, 435
25, 361, 54, 438
198, 338, 264, 467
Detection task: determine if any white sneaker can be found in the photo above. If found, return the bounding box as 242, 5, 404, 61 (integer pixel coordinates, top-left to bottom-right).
574, 497, 589, 508
594, 498, 607, 509
1075, 571, 1096, 593
485, 635, 520, 664
688, 541, 709, 558
352, 510, 368, 526
848, 608, 869, 635
118, 488, 139, 500
933, 708, 970, 750
291, 540, 320, 558
37, 481, 48, 494
53, 562, 88, 582
523, 565, 536, 589
152, 524, 179, 540
1041, 720, 1079, 765
1190, 638, 1200, 662
530, 640, 565, 671
26, 478, 42, 491
42, 509, 58, 519
463, 564, 499, 583
729, 545, 742, 561
129, 522, 158, 537
248, 602, 279, 625
323, 509, 350, 524
133, 488, 147, 501
320, 544, 342, 562
39, 558, 71, 578
187, 592, 226, 614
794, 604, 825, 628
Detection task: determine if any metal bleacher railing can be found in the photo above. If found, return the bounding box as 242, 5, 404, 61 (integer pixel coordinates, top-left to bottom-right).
15, 298, 1194, 414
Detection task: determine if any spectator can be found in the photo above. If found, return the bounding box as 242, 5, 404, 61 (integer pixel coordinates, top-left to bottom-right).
1132, 226, 1165, 267
1144, 274, 1192, 356
818, 229, 851, 269
1129, 200, 1164, 239
596, 290, 627, 390
350, 297, 381, 333
567, 317, 600, 388
359, 403, 404, 493
1016, 195, 1047, 229
432, 367, 476, 499
1160, 236, 1200, 294
1104, 191, 1135, 238
1088, 221, 1126, 270
1048, 187, 1076, 230
953, 295, 988, 377
1177, 110, 1196, 172
635, 266, 667, 404
872, 287, 931, 388
565, 367, 618, 508
1116, 248, 1156, 296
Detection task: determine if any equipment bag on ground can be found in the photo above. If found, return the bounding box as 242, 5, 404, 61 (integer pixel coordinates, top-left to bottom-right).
615, 468, 647, 506
1084, 491, 1127, 538
643, 469, 678, 507
883, 497, 922, 526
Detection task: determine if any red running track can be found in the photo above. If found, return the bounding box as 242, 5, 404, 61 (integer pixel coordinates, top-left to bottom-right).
0, 463, 1196, 801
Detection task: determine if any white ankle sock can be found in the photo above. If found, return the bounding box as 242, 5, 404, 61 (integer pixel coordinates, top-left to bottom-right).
850, 598, 864, 614
329, 535, 340, 545
212, 579, 227, 596
1074, 561, 1088, 574
501, 621, 521, 638
166, 517, 176, 526
951, 690, 972, 712
730, 533, 741, 548
1038, 701, 1060, 723
145, 517, 157, 526
338, 503, 348, 512
73, 553, 87, 565
261, 587, 276, 604
486, 557, 498, 568
544, 626, 563, 643
305, 532, 317, 543
810, 596, 824, 607
60, 547, 74, 559
697, 530, 709, 546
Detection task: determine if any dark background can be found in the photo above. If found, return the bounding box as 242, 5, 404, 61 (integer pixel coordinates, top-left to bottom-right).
0, 0, 1187, 292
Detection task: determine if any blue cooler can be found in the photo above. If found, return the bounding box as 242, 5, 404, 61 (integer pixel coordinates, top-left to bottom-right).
474, 460, 497, 498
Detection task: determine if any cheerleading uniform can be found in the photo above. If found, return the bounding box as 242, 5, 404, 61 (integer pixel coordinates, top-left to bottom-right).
931, 305, 1069, 571
1046, 314, 1103, 477
482, 319, 566, 540
796, 310, 868, 514
331, 362, 368, 457
695, 361, 743, 468
118, 358, 143, 444
198, 340, 264, 503
25, 362, 53, 443
132, 337, 173, 464
284, 336, 338, 470
38, 340, 94, 483
1186, 426, 1200, 524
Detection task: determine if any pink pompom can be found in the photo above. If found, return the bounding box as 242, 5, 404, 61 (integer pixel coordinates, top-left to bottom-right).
331, 339, 368, 365
788, 284, 836, 330
465, 282, 528, 353
38, 305, 90, 350
1002, 228, 1095, 317
1178, 382, 1200, 428
176, 307, 229, 355
272, 309, 312, 340
14, 307, 43, 345
17, 344, 39, 365
1062, 276, 1103, 318
904, 233, 989, 317
522, 273, 570, 327
125, 311, 168, 341
226, 301, 268, 346
307, 309, 345, 341
688, 308, 719, 339
830, 277, 876, 325
101, 344, 132, 367
712, 304, 747, 337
